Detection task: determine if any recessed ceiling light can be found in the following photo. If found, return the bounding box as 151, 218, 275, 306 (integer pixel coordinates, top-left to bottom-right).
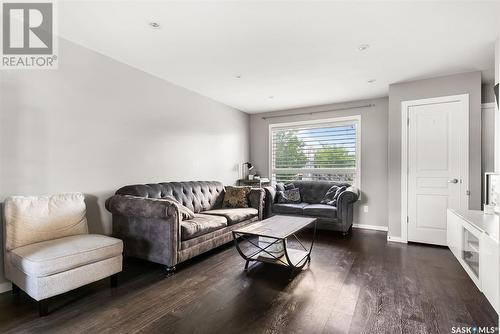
268, 96, 274, 99
149, 22, 160, 29
368, 79, 376, 83
235, 74, 242, 79
358, 44, 370, 51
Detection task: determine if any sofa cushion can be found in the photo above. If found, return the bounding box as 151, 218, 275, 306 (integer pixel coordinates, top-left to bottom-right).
303, 204, 337, 218
4, 193, 88, 251
180, 217, 258, 250
9, 234, 123, 277
202, 208, 258, 224
273, 203, 309, 215
181, 214, 228, 240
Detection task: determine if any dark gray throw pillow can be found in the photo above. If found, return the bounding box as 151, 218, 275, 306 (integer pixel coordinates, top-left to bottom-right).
331, 186, 347, 206
284, 183, 295, 190
321, 185, 339, 204
321, 186, 346, 206
277, 188, 301, 204
275, 183, 285, 192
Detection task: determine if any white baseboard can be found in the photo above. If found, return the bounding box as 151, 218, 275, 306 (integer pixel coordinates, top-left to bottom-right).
387, 235, 407, 243
352, 223, 388, 232
0, 281, 11, 294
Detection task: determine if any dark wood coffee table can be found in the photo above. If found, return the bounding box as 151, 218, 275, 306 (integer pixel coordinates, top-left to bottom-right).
232, 215, 317, 278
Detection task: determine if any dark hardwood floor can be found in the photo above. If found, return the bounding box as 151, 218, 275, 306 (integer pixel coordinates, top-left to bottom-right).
0, 229, 497, 333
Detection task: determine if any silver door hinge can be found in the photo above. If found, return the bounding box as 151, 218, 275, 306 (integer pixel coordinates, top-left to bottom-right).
407, 216, 409, 223
407, 118, 410, 126
466, 190, 470, 196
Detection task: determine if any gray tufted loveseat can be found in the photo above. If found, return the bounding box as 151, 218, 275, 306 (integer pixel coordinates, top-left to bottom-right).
264, 181, 359, 235
106, 181, 264, 273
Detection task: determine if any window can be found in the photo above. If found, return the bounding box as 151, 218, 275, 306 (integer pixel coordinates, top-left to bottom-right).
269, 116, 360, 187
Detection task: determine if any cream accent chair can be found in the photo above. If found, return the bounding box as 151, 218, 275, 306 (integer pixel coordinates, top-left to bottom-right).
3, 193, 123, 316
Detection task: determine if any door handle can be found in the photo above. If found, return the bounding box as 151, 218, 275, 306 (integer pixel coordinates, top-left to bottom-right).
448, 178, 459, 184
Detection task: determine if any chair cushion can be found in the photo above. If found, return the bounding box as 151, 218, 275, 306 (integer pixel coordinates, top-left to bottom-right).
9, 234, 123, 277
303, 204, 337, 218
4, 193, 88, 251
202, 208, 258, 224
181, 214, 228, 240
273, 203, 309, 215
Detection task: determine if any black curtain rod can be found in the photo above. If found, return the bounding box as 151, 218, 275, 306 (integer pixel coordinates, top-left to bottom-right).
261, 103, 375, 120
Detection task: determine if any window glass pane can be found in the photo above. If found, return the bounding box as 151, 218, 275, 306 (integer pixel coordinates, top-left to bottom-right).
270, 120, 359, 186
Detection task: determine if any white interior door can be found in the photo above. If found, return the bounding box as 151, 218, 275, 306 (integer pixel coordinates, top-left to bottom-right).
403, 95, 469, 245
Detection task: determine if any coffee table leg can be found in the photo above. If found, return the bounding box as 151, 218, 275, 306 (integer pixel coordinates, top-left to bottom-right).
244, 260, 250, 271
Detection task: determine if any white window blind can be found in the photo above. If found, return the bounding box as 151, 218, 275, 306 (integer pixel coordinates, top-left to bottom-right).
270, 117, 360, 186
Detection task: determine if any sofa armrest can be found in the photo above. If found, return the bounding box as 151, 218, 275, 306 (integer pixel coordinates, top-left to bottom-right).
248, 188, 265, 220
105, 195, 181, 266
263, 186, 276, 219
106, 195, 180, 220
337, 186, 359, 229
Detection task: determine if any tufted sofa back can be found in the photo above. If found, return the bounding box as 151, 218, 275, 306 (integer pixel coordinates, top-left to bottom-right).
288, 180, 352, 204
115, 181, 225, 214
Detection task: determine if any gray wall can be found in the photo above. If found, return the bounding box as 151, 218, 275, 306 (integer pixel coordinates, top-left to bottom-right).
496, 38, 499, 86
250, 97, 389, 229
481, 83, 496, 203
0, 38, 249, 286
387, 72, 482, 239
482, 103, 496, 203
482, 83, 496, 103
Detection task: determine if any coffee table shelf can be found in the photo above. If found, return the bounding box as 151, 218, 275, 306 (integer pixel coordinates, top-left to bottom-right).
250, 248, 310, 267
232, 215, 317, 278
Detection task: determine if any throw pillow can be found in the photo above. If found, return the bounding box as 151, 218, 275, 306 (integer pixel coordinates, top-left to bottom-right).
163, 196, 195, 220
284, 183, 296, 190
275, 183, 285, 192
277, 188, 301, 204
222, 186, 251, 208
330, 186, 347, 206
321, 185, 339, 204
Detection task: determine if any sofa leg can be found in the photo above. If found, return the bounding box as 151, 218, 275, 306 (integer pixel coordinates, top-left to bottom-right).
11, 283, 20, 295
38, 299, 49, 317
110, 273, 118, 288
342, 226, 353, 237
165, 266, 176, 276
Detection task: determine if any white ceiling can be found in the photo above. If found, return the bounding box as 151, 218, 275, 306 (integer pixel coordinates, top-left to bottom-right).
58, 1, 500, 113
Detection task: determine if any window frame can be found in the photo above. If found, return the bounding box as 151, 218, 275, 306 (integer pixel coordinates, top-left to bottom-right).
268, 115, 361, 188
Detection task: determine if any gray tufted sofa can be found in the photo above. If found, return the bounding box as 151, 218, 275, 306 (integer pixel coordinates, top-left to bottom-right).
106, 181, 264, 273
264, 181, 359, 235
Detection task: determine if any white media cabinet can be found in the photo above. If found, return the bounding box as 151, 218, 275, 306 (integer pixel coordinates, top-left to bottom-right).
447, 209, 499, 314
